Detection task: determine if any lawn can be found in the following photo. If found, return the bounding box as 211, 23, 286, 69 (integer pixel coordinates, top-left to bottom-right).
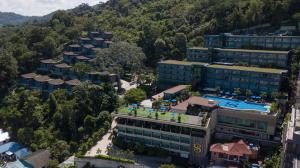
117, 107, 189, 123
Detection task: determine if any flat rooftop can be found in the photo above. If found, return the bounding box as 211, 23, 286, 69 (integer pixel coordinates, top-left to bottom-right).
188, 47, 209, 50
159, 60, 287, 74
116, 107, 205, 126
207, 64, 287, 74
172, 96, 218, 112
164, 85, 189, 94
214, 48, 289, 54
159, 60, 208, 66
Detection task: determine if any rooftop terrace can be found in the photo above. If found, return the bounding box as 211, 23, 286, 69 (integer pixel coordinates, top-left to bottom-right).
116, 107, 205, 127
159, 60, 208, 66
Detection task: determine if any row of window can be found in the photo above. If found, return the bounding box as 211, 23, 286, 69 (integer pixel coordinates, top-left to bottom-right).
217, 115, 268, 131
118, 127, 191, 144
116, 118, 207, 137
119, 134, 190, 152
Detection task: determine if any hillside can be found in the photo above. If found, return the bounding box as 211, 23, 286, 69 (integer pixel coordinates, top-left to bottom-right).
0, 12, 34, 26
73, 0, 300, 65
0, 12, 54, 27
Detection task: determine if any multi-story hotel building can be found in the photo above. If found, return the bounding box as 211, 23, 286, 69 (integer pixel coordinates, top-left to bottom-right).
157, 60, 287, 95
187, 47, 290, 68
113, 92, 278, 165
204, 33, 300, 49
113, 97, 219, 166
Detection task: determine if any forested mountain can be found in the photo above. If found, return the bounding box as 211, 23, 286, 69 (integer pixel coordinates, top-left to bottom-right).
0, 12, 54, 26
0, 0, 300, 166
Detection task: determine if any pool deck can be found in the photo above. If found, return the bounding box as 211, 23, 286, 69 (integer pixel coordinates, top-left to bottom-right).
203, 95, 270, 113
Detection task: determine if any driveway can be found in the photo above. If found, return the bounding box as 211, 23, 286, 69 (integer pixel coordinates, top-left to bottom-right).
85, 119, 117, 156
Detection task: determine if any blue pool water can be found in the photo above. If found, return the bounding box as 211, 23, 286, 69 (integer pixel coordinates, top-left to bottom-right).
203, 95, 270, 112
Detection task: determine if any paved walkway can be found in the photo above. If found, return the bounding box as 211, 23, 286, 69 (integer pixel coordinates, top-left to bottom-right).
121, 80, 137, 91
85, 119, 117, 156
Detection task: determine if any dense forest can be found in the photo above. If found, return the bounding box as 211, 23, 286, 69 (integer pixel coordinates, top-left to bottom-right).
0, 0, 300, 166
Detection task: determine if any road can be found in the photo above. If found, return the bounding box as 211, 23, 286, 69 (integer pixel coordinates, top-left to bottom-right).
85, 119, 117, 156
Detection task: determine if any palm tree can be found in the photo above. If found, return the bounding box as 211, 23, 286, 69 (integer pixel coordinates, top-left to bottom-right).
260, 92, 268, 102
245, 89, 253, 98
234, 88, 241, 97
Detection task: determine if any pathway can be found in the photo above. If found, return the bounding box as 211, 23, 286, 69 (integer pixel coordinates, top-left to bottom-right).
85, 119, 116, 156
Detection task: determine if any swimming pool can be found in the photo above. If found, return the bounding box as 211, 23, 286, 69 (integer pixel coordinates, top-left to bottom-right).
202, 95, 270, 112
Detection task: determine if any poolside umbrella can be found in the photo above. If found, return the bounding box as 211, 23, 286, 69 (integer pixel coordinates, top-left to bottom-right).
171, 112, 176, 119
256, 96, 261, 99
225, 92, 231, 95
131, 104, 138, 107
220, 91, 224, 94
171, 99, 177, 103
232, 93, 237, 96
163, 100, 170, 103
251, 96, 256, 99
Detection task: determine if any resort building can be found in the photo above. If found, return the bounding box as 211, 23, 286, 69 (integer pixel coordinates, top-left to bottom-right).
203, 95, 278, 143
47, 79, 64, 93
210, 140, 258, 166
114, 84, 280, 166
67, 44, 82, 54
113, 97, 219, 166
187, 47, 211, 62
152, 85, 189, 100
65, 79, 81, 93
37, 59, 61, 73
158, 60, 287, 95
187, 47, 291, 68
20, 73, 38, 88
204, 33, 300, 50
63, 52, 78, 64
79, 37, 92, 45
52, 63, 72, 77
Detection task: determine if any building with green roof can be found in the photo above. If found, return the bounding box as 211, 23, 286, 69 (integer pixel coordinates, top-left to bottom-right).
158, 60, 287, 95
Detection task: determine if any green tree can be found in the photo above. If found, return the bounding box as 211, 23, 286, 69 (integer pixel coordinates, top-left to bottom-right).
159, 164, 176, 168
245, 89, 253, 98
124, 88, 146, 104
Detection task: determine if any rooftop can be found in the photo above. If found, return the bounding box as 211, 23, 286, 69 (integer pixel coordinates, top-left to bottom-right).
34, 75, 51, 82
93, 37, 104, 41
172, 96, 218, 112
55, 63, 72, 69
63, 52, 78, 56
116, 107, 205, 126
215, 48, 289, 54
69, 44, 81, 48
40, 59, 60, 64
83, 44, 94, 49
80, 37, 91, 40
188, 47, 209, 50
210, 140, 253, 157
76, 56, 90, 60
48, 79, 64, 85
164, 85, 189, 94
159, 60, 208, 66
207, 64, 287, 74
21, 73, 37, 79
65, 79, 81, 86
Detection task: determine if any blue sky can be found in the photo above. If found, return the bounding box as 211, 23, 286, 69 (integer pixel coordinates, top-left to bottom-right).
0, 0, 107, 16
